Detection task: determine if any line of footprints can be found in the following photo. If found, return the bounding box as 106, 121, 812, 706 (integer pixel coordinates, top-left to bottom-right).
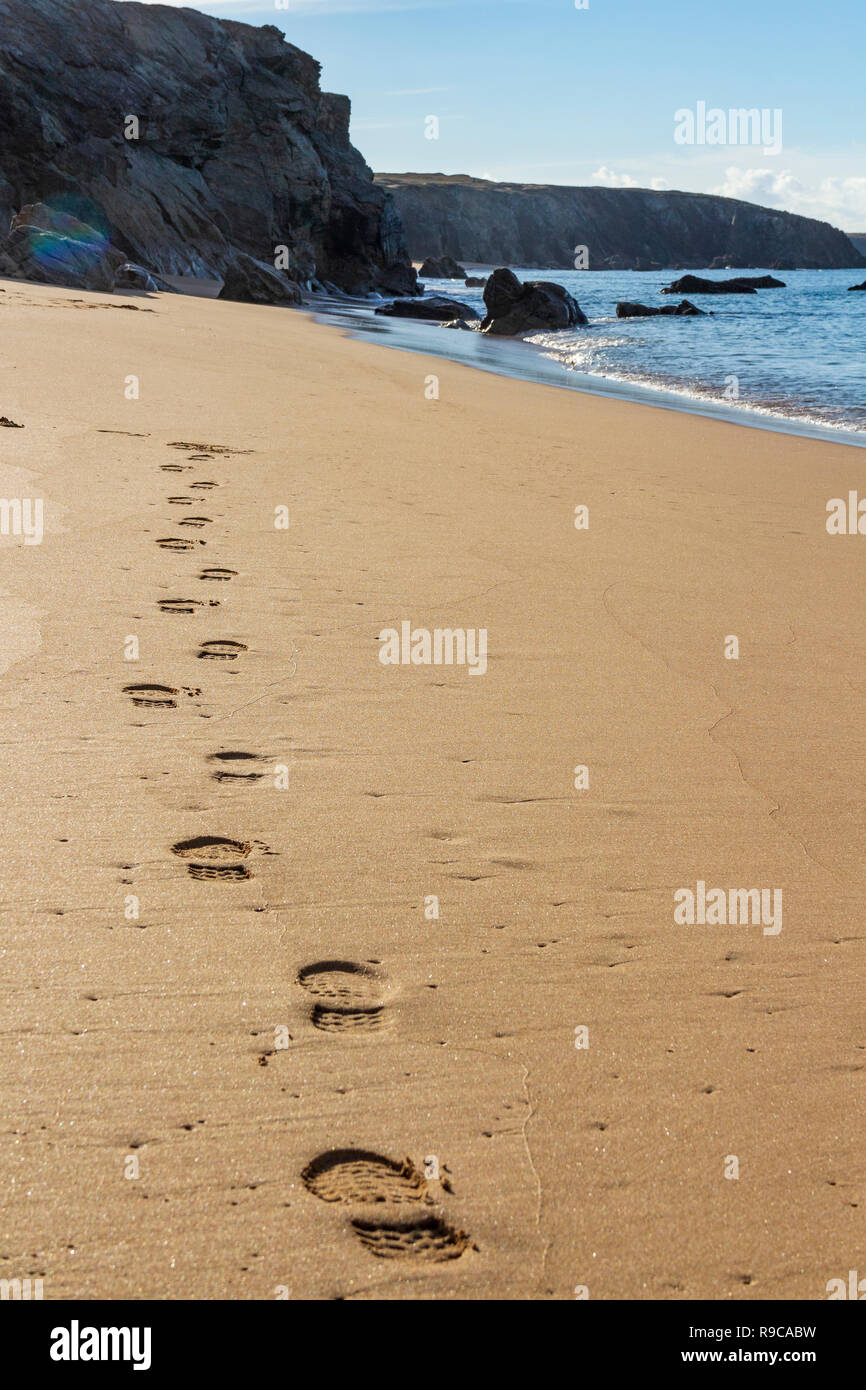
124, 443, 473, 1269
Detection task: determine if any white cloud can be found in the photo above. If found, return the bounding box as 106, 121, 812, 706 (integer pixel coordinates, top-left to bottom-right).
591, 165, 668, 191
713, 167, 866, 228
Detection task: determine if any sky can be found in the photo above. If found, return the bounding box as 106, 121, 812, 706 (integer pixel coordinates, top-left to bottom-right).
121, 0, 866, 230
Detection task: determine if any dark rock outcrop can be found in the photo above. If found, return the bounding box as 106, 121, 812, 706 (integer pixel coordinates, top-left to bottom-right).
662, 275, 757, 295
848, 280, 866, 291
481, 268, 586, 335
113, 263, 177, 294
218, 254, 301, 306
0, 0, 416, 296
0, 201, 125, 289
375, 295, 479, 322
465, 276, 487, 287
374, 174, 866, 271
616, 300, 705, 318
419, 255, 467, 278
736, 275, 786, 288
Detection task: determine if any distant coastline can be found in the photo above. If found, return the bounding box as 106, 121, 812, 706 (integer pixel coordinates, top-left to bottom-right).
376, 174, 866, 273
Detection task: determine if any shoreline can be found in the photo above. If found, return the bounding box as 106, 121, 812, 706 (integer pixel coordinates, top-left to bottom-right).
1, 278, 863, 1300
329, 267, 866, 449
318, 300, 866, 451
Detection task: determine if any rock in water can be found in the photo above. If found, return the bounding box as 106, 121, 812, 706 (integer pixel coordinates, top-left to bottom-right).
734, 275, 786, 288
662, 275, 759, 294
218, 255, 301, 306
480, 268, 587, 335
0, 0, 416, 296
616, 300, 705, 318
849, 280, 866, 291
419, 256, 468, 278
465, 276, 487, 287
375, 296, 479, 322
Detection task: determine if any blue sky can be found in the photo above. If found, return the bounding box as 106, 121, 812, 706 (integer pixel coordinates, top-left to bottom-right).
126, 0, 866, 229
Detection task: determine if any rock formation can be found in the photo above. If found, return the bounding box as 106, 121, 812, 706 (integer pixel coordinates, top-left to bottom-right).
418, 256, 467, 278
662, 274, 783, 294
481, 268, 586, 335
616, 300, 705, 318
0, 0, 416, 295
376, 296, 479, 322
0, 203, 123, 290
375, 174, 865, 272
218, 255, 302, 306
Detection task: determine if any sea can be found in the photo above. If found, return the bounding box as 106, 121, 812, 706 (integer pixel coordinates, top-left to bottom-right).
315, 267, 866, 448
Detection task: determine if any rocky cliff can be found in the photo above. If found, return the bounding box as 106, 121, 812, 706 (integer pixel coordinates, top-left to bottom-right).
375, 174, 865, 271
0, 0, 416, 293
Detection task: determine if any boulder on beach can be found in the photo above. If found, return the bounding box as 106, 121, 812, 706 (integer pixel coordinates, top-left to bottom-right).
112, 263, 178, 294
375, 295, 479, 322
419, 256, 468, 279
616, 300, 705, 319
848, 280, 866, 291
218, 254, 302, 306
0, 203, 125, 291
480, 267, 587, 335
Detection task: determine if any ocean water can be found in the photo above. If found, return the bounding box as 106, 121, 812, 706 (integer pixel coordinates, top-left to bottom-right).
318, 268, 866, 447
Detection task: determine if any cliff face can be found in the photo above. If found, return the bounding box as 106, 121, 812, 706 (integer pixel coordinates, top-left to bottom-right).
375, 175, 865, 271
0, 0, 416, 293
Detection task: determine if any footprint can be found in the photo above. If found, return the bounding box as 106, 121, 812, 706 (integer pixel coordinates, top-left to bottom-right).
171, 835, 252, 881
349, 1214, 472, 1262
297, 960, 390, 1032
167, 441, 252, 455
158, 598, 219, 615
198, 640, 247, 660
167, 496, 194, 505
313, 1006, 387, 1032
123, 683, 179, 709
207, 751, 265, 783
156, 537, 205, 551
190, 481, 218, 491
161, 464, 192, 473
179, 516, 212, 528
301, 1151, 430, 1206
199, 568, 237, 583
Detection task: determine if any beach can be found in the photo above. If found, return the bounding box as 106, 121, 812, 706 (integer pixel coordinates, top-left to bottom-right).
1, 276, 863, 1300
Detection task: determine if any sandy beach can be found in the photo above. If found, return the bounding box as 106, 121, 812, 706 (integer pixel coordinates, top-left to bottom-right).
1, 276, 863, 1301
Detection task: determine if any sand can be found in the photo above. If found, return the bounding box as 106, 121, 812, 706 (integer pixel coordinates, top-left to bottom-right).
0, 276, 863, 1301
